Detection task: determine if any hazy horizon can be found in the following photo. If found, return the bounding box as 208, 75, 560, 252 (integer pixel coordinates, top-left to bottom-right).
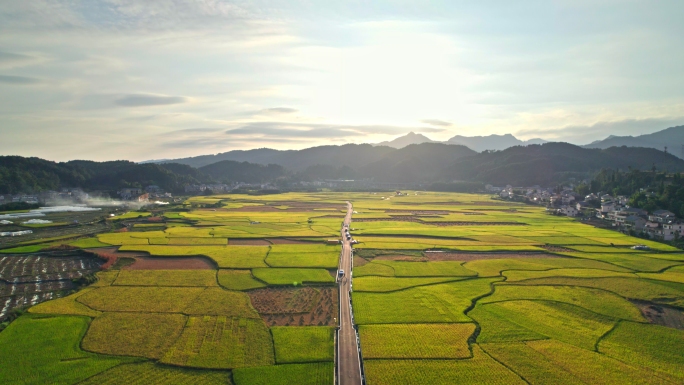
2, 1, 683, 162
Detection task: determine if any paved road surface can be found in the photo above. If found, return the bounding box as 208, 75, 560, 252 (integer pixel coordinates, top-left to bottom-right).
338, 202, 362, 385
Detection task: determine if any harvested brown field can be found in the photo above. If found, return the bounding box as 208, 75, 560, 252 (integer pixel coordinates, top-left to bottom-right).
229, 239, 271, 246
248, 287, 338, 326
86, 247, 147, 260
267, 238, 323, 245
352, 217, 526, 226
353, 234, 471, 240
427, 201, 513, 206
374, 255, 425, 262
539, 245, 575, 253
422, 252, 559, 262
383, 210, 451, 215
633, 301, 684, 329
353, 256, 368, 267
124, 256, 215, 270
353, 217, 421, 223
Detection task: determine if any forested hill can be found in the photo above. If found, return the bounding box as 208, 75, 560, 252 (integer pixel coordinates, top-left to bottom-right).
3, 142, 684, 194
441, 142, 684, 186
199, 161, 286, 183
0, 157, 209, 194
159, 143, 398, 170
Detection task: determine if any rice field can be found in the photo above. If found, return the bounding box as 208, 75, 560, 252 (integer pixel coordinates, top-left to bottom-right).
359, 323, 475, 359
7, 191, 684, 384
271, 326, 335, 363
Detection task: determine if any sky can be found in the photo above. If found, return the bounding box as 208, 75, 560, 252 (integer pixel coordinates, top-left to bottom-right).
1, 1, 683, 162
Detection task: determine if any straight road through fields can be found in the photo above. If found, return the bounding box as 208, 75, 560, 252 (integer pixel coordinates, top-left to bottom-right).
338, 202, 362, 385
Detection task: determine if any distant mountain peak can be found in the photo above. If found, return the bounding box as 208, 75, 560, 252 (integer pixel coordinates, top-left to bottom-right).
446, 133, 547, 152
374, 132, 435, 149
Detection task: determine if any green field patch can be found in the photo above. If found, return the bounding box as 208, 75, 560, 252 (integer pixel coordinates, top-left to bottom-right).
271, 326, 334, 363
469, 303, 547, 343
266, 244, 340, 268
0, 244, 52, 253
252, 268, 335, 286
113, 270, 218, 287
233, 362, 334, 385
353, 278, 498, 324
638, 265, 684, 284
0, 316, 137, 385
448, 245, 546, 252
564, 245, 641, 253
29, 288, 102, 317
167, 238, 228, 245
78, 287, 260, 317
518, 236, 605, 245
79, 362, 230, 385
83, 312, 186, 359
183, 288, 261, 317
68, 237, 110, 248
465, 257, 630, 277
92, 270, 120, 286
504, 268, 637, 282
117, 245, 269, 268
599, 321, 684, 382
473, 300, 615, 350
485, 285, 644, 321
371, 260, 477, 277
161, 316, 274, 369
79, 286, 204, 312
359, 323, 475, 359
98, 233, 150, 245
353, 276, 467, 292
527, 339, 674, 385
362, 345, 525, 385
133, 223, 166, 228
218, 269, 267, 290
353, 261, 396, 277
513, 277, 684, 308
165, 227, 216, 237
481, 342, 586, 385
558, 252, 684, 272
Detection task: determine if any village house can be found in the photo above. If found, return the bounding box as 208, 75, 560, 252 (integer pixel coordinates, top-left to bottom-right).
649, 210, 676, 223
624, 215, 646, 229
560, 205, 578, 217
576, 201, 591, 211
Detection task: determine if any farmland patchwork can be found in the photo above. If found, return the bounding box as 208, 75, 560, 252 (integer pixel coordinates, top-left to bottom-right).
1, 192, 684, 384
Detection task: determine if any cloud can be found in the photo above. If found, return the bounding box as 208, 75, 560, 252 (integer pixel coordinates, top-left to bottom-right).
515, 117, 684, 144
0, 74, 41, 85
114, 94, 187, 107
421, 119, 452, 127
170, 127, 224, 134
0, 51, 46, 69
225, 122, 419, 139
262, 107, 298, 114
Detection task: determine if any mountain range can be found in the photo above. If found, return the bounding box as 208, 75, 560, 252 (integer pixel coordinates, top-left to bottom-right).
5, 141, 684, 195
584, 125, 684, 156
372, 132, 547, 151
371, 125, 684, 155
4, 125, 684, 195
150, 125, 684, 168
